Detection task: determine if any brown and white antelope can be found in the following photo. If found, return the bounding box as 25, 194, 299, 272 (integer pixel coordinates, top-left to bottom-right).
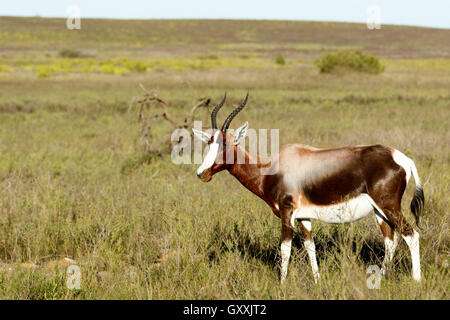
192, 93, 424, 283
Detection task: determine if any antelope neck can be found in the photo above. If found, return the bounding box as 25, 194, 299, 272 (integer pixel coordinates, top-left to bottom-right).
227, 145, 271, 200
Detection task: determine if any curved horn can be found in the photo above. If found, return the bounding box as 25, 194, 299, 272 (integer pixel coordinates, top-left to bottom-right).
221, 91, 249, 132
211, 92, 226, 129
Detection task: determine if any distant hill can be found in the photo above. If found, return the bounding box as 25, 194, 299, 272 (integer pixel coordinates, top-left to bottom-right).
1, 16, 449, 58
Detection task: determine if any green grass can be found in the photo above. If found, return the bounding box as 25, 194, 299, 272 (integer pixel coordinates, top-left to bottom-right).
0, 17, 449, 299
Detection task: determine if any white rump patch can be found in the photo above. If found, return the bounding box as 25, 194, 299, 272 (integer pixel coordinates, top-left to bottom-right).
197, 131, 220, 175
392, 149, 422, 187
392, 149, 412, 182
293, 193, 378, 223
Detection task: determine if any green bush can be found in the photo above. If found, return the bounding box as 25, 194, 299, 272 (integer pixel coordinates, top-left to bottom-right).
122, 59, 147, 72
197, 54, 219, 60
275, 54, 285, 65
314, 50, 384, 74
59, 49, 84, 58
36, 66, 51, 77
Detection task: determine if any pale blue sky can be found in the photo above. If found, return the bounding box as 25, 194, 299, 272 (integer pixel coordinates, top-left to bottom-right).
2, 0, 449, 29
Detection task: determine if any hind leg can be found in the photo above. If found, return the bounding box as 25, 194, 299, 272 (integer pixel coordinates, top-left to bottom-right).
298, 219, 320, 283
389, 210, 421, 281
373, 204, 421, 281
369, 168, 421, 281
402, 229, 421, 281
375, 216, 399, 275
280, 201, 294, 283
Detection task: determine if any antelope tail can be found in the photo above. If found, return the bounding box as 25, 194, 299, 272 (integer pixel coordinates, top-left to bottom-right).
409, 159, 424, 227
393, 149, 425, 227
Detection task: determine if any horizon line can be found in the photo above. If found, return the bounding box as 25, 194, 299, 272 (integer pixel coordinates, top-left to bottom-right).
1, 15, 448, 31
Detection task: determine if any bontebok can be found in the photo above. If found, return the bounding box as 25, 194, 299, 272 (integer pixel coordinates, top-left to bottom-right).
193, 93, 424, 283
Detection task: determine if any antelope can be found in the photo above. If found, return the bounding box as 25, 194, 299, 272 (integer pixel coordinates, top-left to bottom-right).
192, 93, 424, 283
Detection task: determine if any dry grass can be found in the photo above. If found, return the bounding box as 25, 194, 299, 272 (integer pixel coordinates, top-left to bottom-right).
0, 18, 448, 299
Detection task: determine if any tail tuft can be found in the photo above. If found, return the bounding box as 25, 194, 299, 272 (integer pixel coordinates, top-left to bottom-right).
410, 186, 424, 227
392, 149, 424, 228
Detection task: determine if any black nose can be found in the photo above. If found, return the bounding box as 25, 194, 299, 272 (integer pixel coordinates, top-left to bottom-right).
197, 171, 205, 178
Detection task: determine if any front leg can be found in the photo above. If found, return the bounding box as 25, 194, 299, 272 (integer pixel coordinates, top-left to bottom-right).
298, 219, 320, 283
280, 199, 294, 283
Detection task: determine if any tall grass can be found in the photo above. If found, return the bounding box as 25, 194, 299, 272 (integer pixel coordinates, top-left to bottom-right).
0, 18, 448, 300
0, 71, 448, 299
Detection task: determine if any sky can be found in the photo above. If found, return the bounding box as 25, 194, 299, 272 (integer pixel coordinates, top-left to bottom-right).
1, 0, 449, 29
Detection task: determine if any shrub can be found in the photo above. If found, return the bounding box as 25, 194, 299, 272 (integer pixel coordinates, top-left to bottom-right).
101, 64, 129, 75
59, 49, 83, 58
314, 50, 384, 74
123, 59, 147, 72
36, 66, 51, 77
197, 54, 219, 60
275, 54, 285, 65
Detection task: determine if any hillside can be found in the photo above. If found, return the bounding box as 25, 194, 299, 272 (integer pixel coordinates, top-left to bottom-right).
1, 17, 450, 58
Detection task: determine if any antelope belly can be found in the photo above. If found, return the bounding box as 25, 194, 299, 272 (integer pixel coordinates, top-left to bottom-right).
294, 193, 374, 223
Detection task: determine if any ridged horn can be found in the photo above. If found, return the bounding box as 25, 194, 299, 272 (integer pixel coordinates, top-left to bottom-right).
221, 91, 249, 132
211, 92, 226, 129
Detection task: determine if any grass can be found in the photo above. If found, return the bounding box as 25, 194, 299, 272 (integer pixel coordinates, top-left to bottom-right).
0, 56, 285, 77
0, 17, 448, 300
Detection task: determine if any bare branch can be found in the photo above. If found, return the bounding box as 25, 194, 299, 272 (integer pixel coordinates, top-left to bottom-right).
131, 84, 211, 156
138, 83, 180, 127
184, 97, 211, 127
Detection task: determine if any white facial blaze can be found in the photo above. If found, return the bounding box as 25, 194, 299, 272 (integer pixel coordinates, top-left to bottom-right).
197, 131, 220, 175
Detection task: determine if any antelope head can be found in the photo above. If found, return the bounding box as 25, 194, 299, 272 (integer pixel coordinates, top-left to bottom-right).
192, 92, 249, 182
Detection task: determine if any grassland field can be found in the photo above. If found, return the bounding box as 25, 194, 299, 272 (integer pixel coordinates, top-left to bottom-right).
0, 17, 448, 299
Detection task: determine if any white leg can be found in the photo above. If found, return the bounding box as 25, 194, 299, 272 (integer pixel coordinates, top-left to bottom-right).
300, 220, 320, 283
304, 239, 320, 283
381, 232, 399, 275
375, 214, 399, 276
402, 230, 421, 281
280, 240, 292, 283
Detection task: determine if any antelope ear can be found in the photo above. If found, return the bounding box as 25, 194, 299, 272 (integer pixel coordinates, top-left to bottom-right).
192, 128, 212, 143
234, 122, 248, 145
